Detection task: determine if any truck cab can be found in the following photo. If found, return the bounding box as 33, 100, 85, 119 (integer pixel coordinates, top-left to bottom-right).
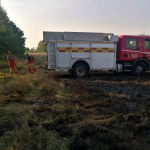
117, 35, 150, 74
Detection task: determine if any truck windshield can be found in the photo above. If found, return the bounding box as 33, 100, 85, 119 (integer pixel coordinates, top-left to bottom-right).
145, 39, 150, 49
126, 38, 137, 50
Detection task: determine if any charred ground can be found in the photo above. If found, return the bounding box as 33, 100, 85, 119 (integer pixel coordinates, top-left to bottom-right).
0, 54, 150, 150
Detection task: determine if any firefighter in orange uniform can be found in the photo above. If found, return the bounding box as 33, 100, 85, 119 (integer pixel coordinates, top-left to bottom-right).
26, 54, 37, 73
45, 51, 48, 68
7, 51, 17, 75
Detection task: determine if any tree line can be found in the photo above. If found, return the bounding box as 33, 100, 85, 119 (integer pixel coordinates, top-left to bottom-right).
0, 3, 26, 60
0, 4, 46, 61
25, 41, 46, 53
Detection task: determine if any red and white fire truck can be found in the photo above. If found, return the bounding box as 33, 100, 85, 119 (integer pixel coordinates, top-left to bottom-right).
43, 32, 150, 77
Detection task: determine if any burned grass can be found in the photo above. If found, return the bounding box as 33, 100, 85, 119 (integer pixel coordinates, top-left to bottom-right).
1, 58, 150, 149
59, 74, 150, 149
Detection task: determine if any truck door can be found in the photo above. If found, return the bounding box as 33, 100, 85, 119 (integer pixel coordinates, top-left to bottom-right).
122, 37, 140, 60
91, 43, 115, 69
57, 43, 70, 68
140, 37, 150, 60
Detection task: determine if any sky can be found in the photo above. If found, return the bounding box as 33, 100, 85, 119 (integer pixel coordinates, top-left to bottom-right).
1, 0, 150, 48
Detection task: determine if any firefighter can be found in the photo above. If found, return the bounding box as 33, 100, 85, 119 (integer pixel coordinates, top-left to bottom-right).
45, 51, 48, 69
26, 54, 37, 73
7, 51, 17, 75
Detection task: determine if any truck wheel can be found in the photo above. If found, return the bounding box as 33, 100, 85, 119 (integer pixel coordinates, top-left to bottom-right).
134, 62, 147, 75
73, 63, 89, 78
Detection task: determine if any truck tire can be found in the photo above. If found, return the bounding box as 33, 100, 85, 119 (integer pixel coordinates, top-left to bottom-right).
134, 62, 147, 75
73, 63, 89, 78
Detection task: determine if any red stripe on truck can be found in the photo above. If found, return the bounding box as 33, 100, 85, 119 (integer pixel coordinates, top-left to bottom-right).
78, 47, 84, 50
109, 50, 114, 53
65, 47, 70, 50
59, 50, 65, 52
72, 50, 78, 52
103, 48, 108, 50
84, 50, 90, 52
97, 50, 103, 52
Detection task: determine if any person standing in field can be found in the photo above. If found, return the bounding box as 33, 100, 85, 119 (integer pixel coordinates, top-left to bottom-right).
26, 53, 37, 73
45, 51, 48, 68
7, 51, 17, 75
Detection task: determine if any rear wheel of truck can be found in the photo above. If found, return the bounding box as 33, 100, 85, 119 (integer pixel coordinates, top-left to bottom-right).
73, 63, 89, 78
134, 62, 147, 75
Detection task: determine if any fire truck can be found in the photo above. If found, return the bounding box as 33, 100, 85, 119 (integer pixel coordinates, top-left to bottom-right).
43, 32, 150, 77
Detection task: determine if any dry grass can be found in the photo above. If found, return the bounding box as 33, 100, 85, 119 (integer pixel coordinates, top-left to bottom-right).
0, 104, 69, 150
0, 67, 68, 149
0, 54, 150, 150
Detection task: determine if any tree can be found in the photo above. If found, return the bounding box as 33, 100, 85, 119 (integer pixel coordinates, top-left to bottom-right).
138, 32, 149, 36
25, 47, 30, 53
0, 4, 26, 60
31, 47, 36, 53
36, 41, 46, 52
